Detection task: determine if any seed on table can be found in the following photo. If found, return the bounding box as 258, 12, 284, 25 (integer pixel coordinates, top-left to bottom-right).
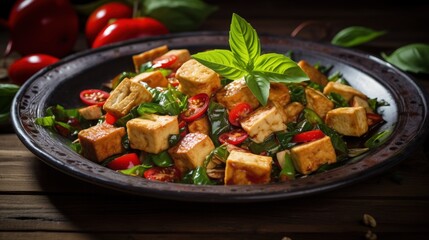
363, 213, 377, 228
365, 230, 377, 240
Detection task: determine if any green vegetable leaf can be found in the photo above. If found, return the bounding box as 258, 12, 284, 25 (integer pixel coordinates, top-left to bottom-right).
253, 53, 308, 82
207, 101, 232, 146
331, 26, 386, 47
142, 0, 217, 32
192, 49, 247, 79
244, 74, 270, 106
229, 13, 260, 67
381, 43, 429, 74
182, 167, 215, 185
364, 129, 392, 148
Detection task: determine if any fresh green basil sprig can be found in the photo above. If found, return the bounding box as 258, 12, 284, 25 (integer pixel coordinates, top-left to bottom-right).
0, 83, 20, 125
382, 43, 429, 74
331, 26, 386, 47
193, 13, 309, 106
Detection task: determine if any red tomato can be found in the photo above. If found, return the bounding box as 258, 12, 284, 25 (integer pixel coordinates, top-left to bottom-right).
367, 113, 383, 126
152, 54, 178, 69
292, 129, 325, 143
92, 18, 169, 48
107, 153, 140, 170
180, 93, 210, 122
219, 129, 249, 145
228, 102, 253, 126
144, 166, 181, 182
8, 54, 59, 85
7, 0, 78, 57
85, 2, 133, 46
79, 89, 110, 106
105, 112, 117, 125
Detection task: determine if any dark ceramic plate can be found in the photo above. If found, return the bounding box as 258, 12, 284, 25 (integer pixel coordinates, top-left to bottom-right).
12, 32, 429, 202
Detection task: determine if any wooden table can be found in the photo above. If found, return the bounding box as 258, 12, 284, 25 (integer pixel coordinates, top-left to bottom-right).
1, 1, 429, 239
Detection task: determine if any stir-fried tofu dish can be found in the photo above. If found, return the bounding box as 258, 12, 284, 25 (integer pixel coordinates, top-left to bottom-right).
36, 14, 389, 185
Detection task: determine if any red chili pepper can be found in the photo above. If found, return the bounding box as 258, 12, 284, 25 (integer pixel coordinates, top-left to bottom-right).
367, 113, 383, 126
144, 166, 181, 182
91, 18, 169, 48
107, 153, 140, 170
85, 2, 133, 46
228, 102, 253, 126
152, 54, 178, 69
292, 129, 325, 143
105, 112, 117, 125
219, 129, 249, 145
180, 93, 210, 122
79, 89, 110, 106
8, 54, 59, 85
7, 0, 79, 57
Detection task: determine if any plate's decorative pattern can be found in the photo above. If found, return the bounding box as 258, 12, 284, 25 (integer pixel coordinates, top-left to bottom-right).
12, 32, 429, 202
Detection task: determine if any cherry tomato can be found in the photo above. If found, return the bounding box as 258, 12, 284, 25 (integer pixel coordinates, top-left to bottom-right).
152, 54, 178, 69
7, 0, 78, 57
105, 112, 117, 125
85, 2, 133, 46
144, 166, 181, 182
180, 93, 210, 122
219, 129, 249, 145
79, 89, 110, 106
367, 113, 383, 126
92, 17, 169, 48
292, 129, 325, 143
8, 54, 59, 85
107, 153, 140, 170
228, 102, 253, 126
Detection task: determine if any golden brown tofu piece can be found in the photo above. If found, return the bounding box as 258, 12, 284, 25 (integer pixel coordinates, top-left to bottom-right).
131, 71, 168, 88
268, 83, 291, 107
78, 105, 102, 120
176, 59, 221, 97
325, 107, 368, 137
168, 133, 215, 174
215, 78, 260, 110
305, 87, 334, 119
285, 102, 305, 123
298, 60, 329, 86
350, 95, 373, 113
156, 49, 191, 70
187, 116, 210, 135
323, 81, 367, 102
78, 123, 125, 162
291, 136, 336, 174
132, 45, 168, 72
103, 78, 153, 118
224, 150, 272, 185
126, 114, 179, 154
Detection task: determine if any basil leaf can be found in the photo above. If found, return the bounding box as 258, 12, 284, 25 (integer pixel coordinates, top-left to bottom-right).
182, 166, 215, 185
192, 49, 247, 79
142, 0, 217, 32
148, 151, 173, 167
317, 123, 348, 154
120, 165, 151, 177
207, 101, 231, 146
328, 92, 349, 108
331, 26, 386, 47
229, 13, 260, 67
381, 43, 429, 74
0, 83, 19, 114
253, 53, 308, 82
244, 74, 270, 106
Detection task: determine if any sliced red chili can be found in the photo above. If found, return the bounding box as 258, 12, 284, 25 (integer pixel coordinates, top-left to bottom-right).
180, 93, 209, 122
79, 89, 110, 106
367, 113, 383, 126
152, 54, 177, 69
219, 129, 249, 145
292, 129, 325, 143
107, 153, 140, 170
105, 112, 117, 125
144, 166, 181, 182
228, 102, 253, 126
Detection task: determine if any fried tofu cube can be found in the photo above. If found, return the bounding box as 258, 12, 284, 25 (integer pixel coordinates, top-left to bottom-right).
176, 59, 221, 96
240, 104, 287, 143
132, 45, 168, 72
168, 133, 215, 173
103, 78, 153, 118
224, 150, 272, 185
305, 87, 334, 119
290, 136, 336, 174
284, 102, 305, 123
323, 81, 367, 102
157, 49, 191, 70
78, 123, 125, 162
268, 83, 291, 107
187, 116, 210, 135
131, 70, 168, 88
325, 106, 368, 137
215, 78, 260, 110
351, 95, 373, 113
298, 60, 329, 86
78, 105, 102, 120
126, 114, 179, 154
